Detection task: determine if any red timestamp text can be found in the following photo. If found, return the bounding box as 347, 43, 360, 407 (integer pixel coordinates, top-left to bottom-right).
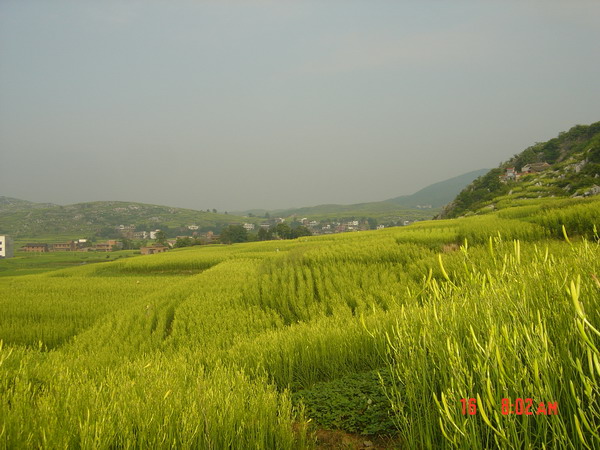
460, 398, 558, 416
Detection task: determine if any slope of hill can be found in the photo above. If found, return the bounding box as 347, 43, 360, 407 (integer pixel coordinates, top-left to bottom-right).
248, 169, 488, 220
0, 199, 255, 239
0, 196, 57, 212
441, 121, 600, 218
385, 169, 489, 208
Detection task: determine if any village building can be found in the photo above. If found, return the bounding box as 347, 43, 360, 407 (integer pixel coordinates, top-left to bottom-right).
52, 241, 77, 252
243, 223, 255, 231
0, 235, 14, 258
149, 230, 162, 240
116, 224, 136, 238
93, 240, 121, 252
522, 162, 551, 173
93, 243, 112, 252
21, 243, 49, 253
140, 245, 169, 255
500, 167, 519, 182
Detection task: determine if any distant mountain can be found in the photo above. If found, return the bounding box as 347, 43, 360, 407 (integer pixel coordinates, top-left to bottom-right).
0, 199, 256, 239
0, 168, 492, 239
247, 169, 489, 220
441, 121, 600, 218
0, 196, 57, 212
385, 169, 489, 208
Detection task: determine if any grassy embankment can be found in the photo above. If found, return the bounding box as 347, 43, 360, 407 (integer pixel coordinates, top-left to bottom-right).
0, 250, 139, 277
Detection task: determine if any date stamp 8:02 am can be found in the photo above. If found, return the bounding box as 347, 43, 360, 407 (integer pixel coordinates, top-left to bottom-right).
461, 398, 558, 416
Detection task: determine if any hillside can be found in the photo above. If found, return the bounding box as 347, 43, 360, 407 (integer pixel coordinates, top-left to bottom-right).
385, 168, 489, 208
0, 196, 57, 211
0, 198, 255, 240
247, 169, 488, 220
2, 170, 486, 239
441, 121, 600, 218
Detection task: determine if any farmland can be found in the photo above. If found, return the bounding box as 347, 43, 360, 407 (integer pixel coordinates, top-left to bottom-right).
1, 196, 599, 448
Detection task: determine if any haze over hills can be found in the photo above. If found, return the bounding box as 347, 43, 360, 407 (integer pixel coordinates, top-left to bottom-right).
0, 170, 486, 239
384, 169, 489, 208
238, 169, 488, 219
0, 199, 251, 240
441, 121, 600, 218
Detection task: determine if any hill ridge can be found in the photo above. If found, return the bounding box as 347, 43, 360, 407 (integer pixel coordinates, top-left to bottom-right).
441, 121, 600, 218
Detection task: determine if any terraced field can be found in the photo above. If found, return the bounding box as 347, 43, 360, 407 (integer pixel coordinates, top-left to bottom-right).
1, 197, 599, 448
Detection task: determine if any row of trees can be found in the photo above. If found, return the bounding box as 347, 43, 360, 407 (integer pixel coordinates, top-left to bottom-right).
220, 224, 312, 244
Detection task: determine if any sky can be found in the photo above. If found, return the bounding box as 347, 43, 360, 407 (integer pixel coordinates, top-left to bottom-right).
1, 1, 599, 211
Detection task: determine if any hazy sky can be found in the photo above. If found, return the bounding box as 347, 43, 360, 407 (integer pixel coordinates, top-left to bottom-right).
1, 1, 599, 211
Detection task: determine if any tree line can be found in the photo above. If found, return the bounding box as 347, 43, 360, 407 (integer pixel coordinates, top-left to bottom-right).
220, 223, 312, 244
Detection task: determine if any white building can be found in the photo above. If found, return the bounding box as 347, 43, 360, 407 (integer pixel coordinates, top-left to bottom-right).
188, 225, 199, 230
243, 223, 255, 231
149, 230, 161, 239
0, 235, 14, 258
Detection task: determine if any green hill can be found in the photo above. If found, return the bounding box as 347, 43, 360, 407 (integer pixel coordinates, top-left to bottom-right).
1, 169, 488, 240
441, 121, 600, 218
0, 198, 256, 240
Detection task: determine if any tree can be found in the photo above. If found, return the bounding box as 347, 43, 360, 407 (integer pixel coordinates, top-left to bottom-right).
174, 237, 193, 248
154, 230, 167, 245
274, 223, 292, 239
257, 227, 269, 241
290, 226, 312, 238
121, 238, 134, 250
220, 225, 248, 244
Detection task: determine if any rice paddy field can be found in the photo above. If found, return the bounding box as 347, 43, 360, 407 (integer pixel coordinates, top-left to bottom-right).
1, 197, 599, 449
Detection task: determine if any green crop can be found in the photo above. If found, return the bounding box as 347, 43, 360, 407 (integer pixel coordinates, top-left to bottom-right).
1, 199, 599, 448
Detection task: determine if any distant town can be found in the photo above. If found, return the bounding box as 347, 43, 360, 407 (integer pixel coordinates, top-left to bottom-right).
0, 216, 417, 258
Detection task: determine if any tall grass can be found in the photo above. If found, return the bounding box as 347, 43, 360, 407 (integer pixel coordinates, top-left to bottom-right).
0, 198, 599, 447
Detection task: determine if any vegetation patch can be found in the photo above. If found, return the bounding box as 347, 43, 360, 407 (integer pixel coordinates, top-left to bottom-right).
293, 369, 397, 437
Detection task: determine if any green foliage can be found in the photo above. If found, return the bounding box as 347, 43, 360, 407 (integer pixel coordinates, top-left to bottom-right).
290, 225, 312, 239
293, 370, 396, 436
444, 121, 600, 218
274, 223, 292, 239
173, 237, 196, 248
219, 224, 248, 244
447, 168, 509, 218
588, 146, 600, 163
